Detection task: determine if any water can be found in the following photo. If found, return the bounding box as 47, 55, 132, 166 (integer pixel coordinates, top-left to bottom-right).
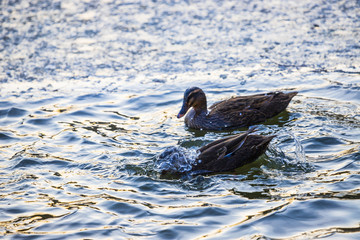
155, 146, 200, 174
0, 0, 359, 239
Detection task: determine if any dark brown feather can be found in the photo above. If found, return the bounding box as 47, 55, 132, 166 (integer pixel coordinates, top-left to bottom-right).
192, 130, 275, 173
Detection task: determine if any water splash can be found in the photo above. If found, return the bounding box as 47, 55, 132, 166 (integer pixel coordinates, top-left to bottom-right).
155, 146, 200, 174
290, 132, 308, 170
266, 131, 313, 174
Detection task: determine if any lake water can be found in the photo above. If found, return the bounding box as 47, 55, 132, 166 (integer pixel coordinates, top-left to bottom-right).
1, 0, 359, 239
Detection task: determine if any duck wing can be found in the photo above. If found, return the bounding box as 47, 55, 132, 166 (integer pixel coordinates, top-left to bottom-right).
208, 92, 297, 127
198, 128, 255, 153
210, 94, 259, 112
213, 134, 275, 172
193, 132, 275, 173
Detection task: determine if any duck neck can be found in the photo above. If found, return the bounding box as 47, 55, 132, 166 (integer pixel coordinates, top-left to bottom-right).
193, 101, 208, 116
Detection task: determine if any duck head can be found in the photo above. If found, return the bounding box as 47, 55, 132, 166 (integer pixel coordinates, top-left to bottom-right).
177, 87, 207, 118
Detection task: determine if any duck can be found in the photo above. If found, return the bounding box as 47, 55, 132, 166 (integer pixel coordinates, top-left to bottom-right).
177, 87, 298, 130
157, 129, 275, 175
192, 129, 275, 173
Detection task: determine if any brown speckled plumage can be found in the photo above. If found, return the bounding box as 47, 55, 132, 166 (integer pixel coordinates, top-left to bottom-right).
177, 87, 298, 130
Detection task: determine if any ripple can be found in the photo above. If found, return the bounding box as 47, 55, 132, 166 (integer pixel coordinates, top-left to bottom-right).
11, 156, 72, 170
250, 199, 360, 238
303, 136, 346, 154
12, 158, 42, 169
26, 97, 65, 107
0, 132, 19, 142
69, 110, 95, 117
106, 202, 144, 215
76, 93, 107, 102
26, 118, 53, 126
0, 107, 27, 118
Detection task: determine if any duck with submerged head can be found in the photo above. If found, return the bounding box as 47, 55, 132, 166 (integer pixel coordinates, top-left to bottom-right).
158, 129, 275, 175
193, 129, 275, 173
177, 87, 298, 130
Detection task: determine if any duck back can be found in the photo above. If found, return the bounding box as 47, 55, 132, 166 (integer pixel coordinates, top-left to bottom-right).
192, 132, 275, 173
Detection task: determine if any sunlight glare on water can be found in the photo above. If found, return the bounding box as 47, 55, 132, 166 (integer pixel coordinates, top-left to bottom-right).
0, 0, 360, 239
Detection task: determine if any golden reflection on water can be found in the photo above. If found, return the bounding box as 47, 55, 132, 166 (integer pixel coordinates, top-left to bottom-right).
194, 199, 294, 240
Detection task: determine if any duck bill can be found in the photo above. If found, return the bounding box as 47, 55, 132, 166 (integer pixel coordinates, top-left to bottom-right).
177, 103, 188, 118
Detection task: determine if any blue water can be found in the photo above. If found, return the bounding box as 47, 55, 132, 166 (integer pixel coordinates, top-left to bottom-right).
1, 0, 359, 239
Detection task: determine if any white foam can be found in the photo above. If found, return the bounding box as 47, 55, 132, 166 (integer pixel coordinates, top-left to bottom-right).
155, 146, 200, 173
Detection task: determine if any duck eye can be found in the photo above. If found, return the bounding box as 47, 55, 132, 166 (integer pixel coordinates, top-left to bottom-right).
187, 95, 195, 106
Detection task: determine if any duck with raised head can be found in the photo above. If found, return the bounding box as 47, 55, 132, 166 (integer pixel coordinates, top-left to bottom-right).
158, 129, 275, 175
177, 87, 298, 130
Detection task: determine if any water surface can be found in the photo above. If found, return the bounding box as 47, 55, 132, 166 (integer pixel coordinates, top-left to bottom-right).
1, 0, 359, 239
